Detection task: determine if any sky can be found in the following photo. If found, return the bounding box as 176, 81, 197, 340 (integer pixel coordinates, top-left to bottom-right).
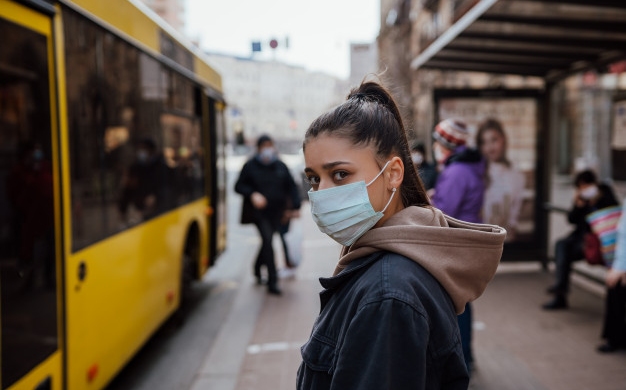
185, 0, 381, 80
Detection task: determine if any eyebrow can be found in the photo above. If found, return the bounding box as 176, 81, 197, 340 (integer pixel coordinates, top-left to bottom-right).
304, 161, 352, 173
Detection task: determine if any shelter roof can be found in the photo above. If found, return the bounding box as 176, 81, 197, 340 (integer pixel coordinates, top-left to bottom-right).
410, 0, 626, 81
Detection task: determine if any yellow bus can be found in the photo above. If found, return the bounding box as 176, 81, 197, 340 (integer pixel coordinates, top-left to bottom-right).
0, 0, 227, 388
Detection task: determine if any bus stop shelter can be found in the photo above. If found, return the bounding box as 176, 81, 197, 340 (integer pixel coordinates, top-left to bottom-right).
411, 0, 626, 82
410, 0, 626, 261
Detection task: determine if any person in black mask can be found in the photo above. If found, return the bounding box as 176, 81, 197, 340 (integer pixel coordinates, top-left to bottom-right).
235, 135, 301, 295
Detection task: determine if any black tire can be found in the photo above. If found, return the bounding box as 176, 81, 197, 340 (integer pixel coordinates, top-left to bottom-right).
174, 228, 199, 326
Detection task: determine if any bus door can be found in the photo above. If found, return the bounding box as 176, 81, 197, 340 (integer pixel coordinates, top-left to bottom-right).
0, 1, 62, 389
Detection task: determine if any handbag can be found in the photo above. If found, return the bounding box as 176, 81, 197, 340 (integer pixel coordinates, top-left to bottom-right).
240, 198, 257, 225
585, 205, 623, 267
583, 232, 604, 265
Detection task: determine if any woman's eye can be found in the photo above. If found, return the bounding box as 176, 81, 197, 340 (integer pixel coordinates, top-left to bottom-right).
306, 175, 320, 185
333, 171, 349, 181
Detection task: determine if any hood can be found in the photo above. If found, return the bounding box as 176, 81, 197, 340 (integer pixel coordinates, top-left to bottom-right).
336, 206, 506, 314
446, 146, 483, 166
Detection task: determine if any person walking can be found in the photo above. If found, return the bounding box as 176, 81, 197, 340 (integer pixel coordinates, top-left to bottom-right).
543, 170, 619, 309
297, 81, 505, 390
410, 141, 438, 191
430, 118, 486, 373
235, 135, 301, 295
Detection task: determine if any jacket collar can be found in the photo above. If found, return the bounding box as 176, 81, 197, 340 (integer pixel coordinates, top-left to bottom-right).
319, 252, 384, 290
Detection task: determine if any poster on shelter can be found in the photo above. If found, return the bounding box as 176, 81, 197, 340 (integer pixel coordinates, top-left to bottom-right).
437, 97, 537, 243
612, 99, 626, 150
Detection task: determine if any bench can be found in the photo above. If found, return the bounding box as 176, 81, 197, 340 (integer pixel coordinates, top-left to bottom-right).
544, 202, 607, 297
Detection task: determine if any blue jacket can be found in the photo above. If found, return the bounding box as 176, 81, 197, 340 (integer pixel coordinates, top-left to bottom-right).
613, 201, 626, 272
431, 146, 485, 223
296, 252, 469, 390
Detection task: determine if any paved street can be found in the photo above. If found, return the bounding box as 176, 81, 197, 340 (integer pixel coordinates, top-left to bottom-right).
109, 156, 626, 390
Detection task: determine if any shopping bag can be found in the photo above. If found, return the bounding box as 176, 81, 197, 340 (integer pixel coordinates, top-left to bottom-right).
280, 216, 302, 268
583, 232, 604, 265
586, 205, 623, 267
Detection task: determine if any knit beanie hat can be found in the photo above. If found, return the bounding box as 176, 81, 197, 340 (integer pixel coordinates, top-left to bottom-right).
433, 119, 469, 150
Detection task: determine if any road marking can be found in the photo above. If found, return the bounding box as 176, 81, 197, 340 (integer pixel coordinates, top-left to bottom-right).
212, 280, 239, 294
473, 321, 486, 331
246, 341, 304, 355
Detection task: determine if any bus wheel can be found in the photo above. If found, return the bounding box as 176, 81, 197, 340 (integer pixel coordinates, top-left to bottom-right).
181, 227, 199, 303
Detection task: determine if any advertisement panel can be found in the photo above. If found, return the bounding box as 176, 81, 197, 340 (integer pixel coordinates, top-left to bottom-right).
435, 89, 546, 259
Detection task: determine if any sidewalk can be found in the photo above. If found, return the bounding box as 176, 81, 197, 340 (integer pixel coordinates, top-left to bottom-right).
192, 207, 626, 390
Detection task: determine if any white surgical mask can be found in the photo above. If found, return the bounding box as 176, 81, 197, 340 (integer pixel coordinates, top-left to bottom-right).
411, 152, 423, 165
433, 145, 447, 164
258, 147, 277, 164
308, 161, 396, 247
580, 185, 599, 200
137, 150, 149, 163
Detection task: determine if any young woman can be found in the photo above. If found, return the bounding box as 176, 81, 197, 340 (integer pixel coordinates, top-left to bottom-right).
297, 81, 506, 390
476, 118, 525, 241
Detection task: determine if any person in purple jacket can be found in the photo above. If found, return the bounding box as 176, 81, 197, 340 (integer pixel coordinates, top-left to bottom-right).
431, 119, 486, 223
430, 118, 487, 373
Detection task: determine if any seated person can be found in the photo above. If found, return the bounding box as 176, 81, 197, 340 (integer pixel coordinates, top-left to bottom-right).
543, 170, 619, 310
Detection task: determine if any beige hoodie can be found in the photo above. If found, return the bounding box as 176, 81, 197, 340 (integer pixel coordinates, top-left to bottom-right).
336, 206, 506, 314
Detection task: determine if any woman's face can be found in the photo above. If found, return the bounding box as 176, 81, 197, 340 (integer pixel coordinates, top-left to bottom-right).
480, 129, 506, 162
303, 133, 393, 214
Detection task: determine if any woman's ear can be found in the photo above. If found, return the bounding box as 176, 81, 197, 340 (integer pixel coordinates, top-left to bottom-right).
387, 156, 404, 189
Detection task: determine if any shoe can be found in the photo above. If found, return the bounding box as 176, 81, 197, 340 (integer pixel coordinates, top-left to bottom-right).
542, 296, 568, 310
597, 343, 619, 353
267, 286, 282, 295
255, 276, 266, 285
278, 268, 296, 279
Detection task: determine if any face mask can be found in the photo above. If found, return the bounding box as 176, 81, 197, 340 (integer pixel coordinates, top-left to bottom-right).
411, 152, 423, 165
136, 150, 149, 164
580, 185, 599, 200
433, 145, 447, 164
258, 147, 277, 164
308, 161, 396, 247
33, 149, 44, 162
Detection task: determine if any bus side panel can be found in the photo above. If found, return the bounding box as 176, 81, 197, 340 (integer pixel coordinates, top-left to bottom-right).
65, 201, 207, 389
6, 353, 62, 390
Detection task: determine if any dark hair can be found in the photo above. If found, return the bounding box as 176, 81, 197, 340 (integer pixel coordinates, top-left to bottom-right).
574, 170, 597, 187
476, 118, 510, 166
303, 81, 430, 207
138, 138, 157, 153
256, 134, 273, 148
411, 141, 426, 155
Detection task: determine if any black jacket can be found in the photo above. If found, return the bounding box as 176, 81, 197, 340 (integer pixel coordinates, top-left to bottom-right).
297, 252, 469, 390
568, 183, 619, 236
235, 156, 301, 223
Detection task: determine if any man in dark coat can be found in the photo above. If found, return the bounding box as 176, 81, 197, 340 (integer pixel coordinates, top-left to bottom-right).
235, 135, 301, 295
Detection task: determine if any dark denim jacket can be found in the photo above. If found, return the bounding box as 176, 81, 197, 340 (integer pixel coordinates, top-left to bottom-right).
296, 252, 469, 390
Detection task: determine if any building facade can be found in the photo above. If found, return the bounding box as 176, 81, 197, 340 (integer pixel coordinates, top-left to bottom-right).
349, 42, 380, 89
139, 0, 185, 32
205, 53, 344, 150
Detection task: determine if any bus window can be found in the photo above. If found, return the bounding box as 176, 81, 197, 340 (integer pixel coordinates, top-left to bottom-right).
64, 9, 205, 251
0, 17, 57, 389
